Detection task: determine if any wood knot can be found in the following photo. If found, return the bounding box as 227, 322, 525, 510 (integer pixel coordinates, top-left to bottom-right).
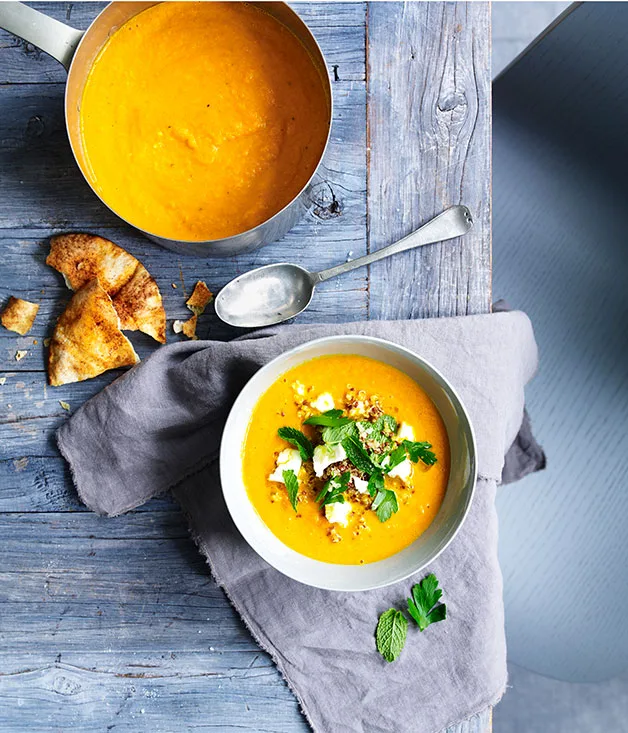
437, 91, 468, 114
52, 674, 82, 696
25, 115, 45, 140
309, 181, 343, 220
16, 38, 43, 59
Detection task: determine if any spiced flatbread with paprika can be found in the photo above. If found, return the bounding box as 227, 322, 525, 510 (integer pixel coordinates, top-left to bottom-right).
48, 279, 139, 386
47, 233, 166, 343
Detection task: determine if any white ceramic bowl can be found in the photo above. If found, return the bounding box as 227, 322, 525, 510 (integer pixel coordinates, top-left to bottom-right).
220, 335, 477, 591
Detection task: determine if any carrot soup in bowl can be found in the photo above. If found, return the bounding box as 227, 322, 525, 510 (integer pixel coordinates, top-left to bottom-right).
220, 336, 477, 591
78, 1, 331, 242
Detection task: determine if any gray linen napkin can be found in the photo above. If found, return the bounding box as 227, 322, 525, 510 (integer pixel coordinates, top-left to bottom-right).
57, 311, 542, 733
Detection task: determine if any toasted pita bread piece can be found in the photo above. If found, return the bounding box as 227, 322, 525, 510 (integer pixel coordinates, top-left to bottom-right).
173, 314, 198, 340
186, 281, 213, 316
1, 297, 39, 335
112, 265, 166, 343
47, 233, 166, 344
48, 279, 139, 386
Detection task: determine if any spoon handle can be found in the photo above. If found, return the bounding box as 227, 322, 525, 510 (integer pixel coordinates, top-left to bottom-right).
313, 205, 473, 284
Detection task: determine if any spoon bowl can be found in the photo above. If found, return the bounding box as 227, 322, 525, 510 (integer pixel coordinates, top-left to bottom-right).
214, 205, 473, 328
215, 263, 315, 328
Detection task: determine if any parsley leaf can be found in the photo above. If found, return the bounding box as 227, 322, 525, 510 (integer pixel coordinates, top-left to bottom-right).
384, 444, 407, 473
407, 573, 447, 631
376, 609, 408, 662
403, 440, 437, 466
342, 436, 376, 474
372, 488, 399, 523
366, 469, 384, 497
304, 409, 352, 428
322, 421, 357, 444
277, 427, 314, 461
282, 469, 299, 512
316, 471, 350, 505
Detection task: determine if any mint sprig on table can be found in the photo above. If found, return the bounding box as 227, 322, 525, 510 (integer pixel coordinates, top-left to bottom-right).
282, 469, 299, 512
375, 609, 408, 663
376, 573, 447, 662
277, 426, 314, 461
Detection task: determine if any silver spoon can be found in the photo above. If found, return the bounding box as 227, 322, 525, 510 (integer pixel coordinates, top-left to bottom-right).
215, 205, 473, 328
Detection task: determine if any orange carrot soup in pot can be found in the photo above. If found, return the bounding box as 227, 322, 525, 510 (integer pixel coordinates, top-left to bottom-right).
79, 2, 330, 241
242, 355, 451, 565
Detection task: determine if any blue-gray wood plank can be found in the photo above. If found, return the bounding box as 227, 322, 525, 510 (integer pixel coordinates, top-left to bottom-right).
0, 3, 491, 731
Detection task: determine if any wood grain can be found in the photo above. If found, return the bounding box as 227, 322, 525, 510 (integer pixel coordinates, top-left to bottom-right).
367, 2, 491, 319
0, 3, 491, 731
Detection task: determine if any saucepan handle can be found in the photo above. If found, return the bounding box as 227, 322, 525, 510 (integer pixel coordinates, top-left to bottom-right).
0, 1, 84, 71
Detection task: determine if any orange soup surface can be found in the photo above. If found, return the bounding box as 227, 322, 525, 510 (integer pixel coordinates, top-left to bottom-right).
243, 355, 451, 565
79, 2, 330, 240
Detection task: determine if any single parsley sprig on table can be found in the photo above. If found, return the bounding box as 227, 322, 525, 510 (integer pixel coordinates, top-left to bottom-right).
375, 573, 447, 662
407, 573, 447, 630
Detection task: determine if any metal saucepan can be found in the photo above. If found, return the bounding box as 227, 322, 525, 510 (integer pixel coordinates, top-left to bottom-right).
0, 2, 333, 257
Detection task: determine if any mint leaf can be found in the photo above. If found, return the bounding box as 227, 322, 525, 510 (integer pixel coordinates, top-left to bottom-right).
282, 469, 299, 512
376, 608, 408, 662
372, 488, 399, 523
304, 409, 352, 428
403, 440, 437, 466
367, 470, 384, 497
316, 471, 350, 505
384, 444, 407, 473
322, 421, 357, 444
374, 414, 398, 435
407, 573, 447, 631
342, 436, 376, 474
277, 427, 314, 461
358, 417, 395, 453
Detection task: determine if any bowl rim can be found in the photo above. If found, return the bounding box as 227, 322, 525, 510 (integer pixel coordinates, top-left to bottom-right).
219, 334, 478, 591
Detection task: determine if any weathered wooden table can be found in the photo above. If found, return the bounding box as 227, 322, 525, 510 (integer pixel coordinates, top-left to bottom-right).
0, 3, 491, 730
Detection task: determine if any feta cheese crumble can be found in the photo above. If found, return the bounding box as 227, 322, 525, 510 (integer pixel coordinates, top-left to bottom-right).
397, 421, 415, 442
268, 448, 302, 484
313, 443, 347, 477
388, 458, 413, 483
353, 476, 370, 494
310, 392, 335, 413
325, 500, 352, 527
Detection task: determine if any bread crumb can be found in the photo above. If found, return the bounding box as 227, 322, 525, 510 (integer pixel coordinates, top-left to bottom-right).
171, 282, 178, 289
15, 350, 27, 361
59, 400, 71, 411
173, 314, 198, 340
186, 281, 213, 315
1, 297, 39, 335
0, 377, 6, 386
